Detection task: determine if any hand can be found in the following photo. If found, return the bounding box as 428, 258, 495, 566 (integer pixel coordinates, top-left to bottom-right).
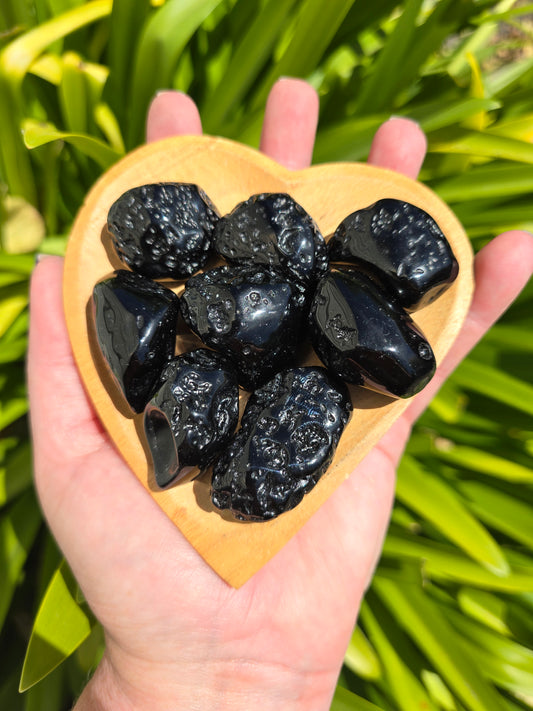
28, 79, 533, 711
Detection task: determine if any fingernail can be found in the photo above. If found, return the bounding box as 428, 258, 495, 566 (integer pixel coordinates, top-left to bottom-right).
388, 114, 420, 126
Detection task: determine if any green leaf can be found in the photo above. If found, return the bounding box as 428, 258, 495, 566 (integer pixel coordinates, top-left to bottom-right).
458, 480, 533, 548
0, 253, 35, 274
93, 103, 125, 154
0, 0, 112, 202
444, 607, 533, 694
354, 0, 424, 114
104, 0, 152, 129
1, 195, 45, 253
20, 561, 94, 691
430, 128, 533, 164
483, 324, 533, 352
457, 588, 511, 636
58, 51, 90, 134
373, 577, 508, 711
251, 0, 356, 112
360, 600, 439, 711
202, 0, 299, 132
452, 359, 533, 416
433, 444, 533, 484
0, 489, 42, 629
344, 625, 382, 680
331, 685, 386, 711
396, 456, 509, 574
420, 670, 458, 711
412, 97, 501, 133
434, 162, 533, 202
127, 0, 226, 147
382, 535, 533, 592
0, 279, 28, 328
22, 118, 122, 169
0, 440, 32, 506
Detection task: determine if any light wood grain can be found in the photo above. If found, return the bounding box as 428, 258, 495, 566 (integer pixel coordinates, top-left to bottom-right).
63, 135, 474, 588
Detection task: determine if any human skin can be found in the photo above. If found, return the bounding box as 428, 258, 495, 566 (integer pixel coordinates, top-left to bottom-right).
27, 78, 533, 710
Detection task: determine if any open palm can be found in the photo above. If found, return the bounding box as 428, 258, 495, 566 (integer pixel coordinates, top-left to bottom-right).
28, 80, 533, 711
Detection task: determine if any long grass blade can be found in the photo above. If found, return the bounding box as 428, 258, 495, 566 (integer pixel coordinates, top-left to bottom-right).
435, 163, 533, 202
433, 443, 533, 484
0, 490, 42, 630
430, 128, 533, 164
0, 440, 32, 506
353, 0, 424, 114
458, 481, 533, 548
382, 535, 533, 591
452, 359, 533, 416
360, 600, 439, 711
457, 588, 511, 636
396, 456, 509, 574
127, 0, 226, 148
20, 560, 93, 691
0, 0, 112, 202
331, 685, 386, 711
344, 625, 382, 680
202, 0, 299, 133
22, 119, 122, 169
373, 577, 507, 711
251, 0, 356, 113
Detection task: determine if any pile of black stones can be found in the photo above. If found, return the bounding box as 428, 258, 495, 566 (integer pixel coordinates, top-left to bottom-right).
91, 183, 458, 521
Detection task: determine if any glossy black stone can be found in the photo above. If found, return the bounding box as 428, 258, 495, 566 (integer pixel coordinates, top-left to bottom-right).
328, 198, 459, 309
211, 367, 352, 521
214, 193, 329, 288
309, 267, 436, 399
91, 270, 179, 413
107, 183, 219, 279
180, 265, 307, 389
144, 349, 239, 488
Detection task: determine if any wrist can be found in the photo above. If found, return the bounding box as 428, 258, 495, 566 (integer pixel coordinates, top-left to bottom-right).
73, 649, 337, 711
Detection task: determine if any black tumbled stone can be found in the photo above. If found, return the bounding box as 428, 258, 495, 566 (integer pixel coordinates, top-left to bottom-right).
214, 193, 329, 288
180, 265, 307, 390
107, 183, 219, 279
211, 367, 352, 521
309, 267, 436, 399
91, 270, 179, 413
328, 198, 458, 309
144, 349, 240, 488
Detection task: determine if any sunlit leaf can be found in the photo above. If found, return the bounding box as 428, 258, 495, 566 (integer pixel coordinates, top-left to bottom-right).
458, 480, 533, 548
360, 600, 438, 711
382, 535, 533, 591
331, 685, 386, 711
396, 456, 509, 574
20, 561, 94, 691
457, 588, 511, 636
22, 118, 122, 168
0, 490, 42, 629
373, 577, 508, 711
127, 0, 226, 146
344, 625, 382, 680
452, 359, 533, 416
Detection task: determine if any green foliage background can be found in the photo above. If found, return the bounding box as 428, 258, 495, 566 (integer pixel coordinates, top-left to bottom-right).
1, 1, 533, 709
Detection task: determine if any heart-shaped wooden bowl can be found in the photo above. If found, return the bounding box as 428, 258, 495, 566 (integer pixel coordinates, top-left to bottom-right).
64, 135, 474, 588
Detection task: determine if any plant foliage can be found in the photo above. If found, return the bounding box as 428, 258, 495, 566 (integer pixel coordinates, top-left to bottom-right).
0, 1, 532, 708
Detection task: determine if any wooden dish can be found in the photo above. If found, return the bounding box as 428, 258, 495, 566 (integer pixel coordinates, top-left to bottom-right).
63, 135, 474, 588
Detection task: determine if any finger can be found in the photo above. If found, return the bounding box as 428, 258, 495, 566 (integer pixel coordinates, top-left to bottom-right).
146, 90, 202, 143
367, 117, 427, 179
259, 77, 319, 169
404, 229, 533, 425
